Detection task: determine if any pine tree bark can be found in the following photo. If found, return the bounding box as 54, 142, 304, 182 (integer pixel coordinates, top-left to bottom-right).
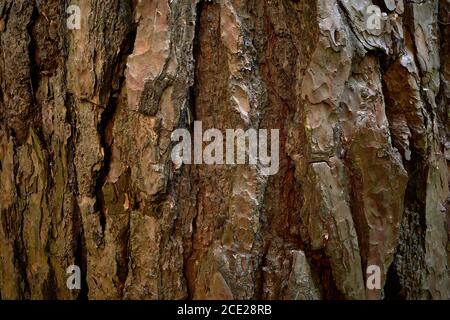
0, 0, 448, 300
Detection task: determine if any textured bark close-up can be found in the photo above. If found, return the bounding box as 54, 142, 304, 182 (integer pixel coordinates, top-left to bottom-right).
0, 0, 449, 300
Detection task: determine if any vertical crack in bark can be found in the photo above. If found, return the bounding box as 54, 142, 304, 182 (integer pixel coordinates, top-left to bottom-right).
27, 4, 39, 129
94, 7, 137, 236
65, 91, 88, 300
93, 7, 137, 294
381, 66, 428, 299
9, 140, 29, 298
182, 0, 203, 300
74, 221, 88, 300
116, 192, 131, 297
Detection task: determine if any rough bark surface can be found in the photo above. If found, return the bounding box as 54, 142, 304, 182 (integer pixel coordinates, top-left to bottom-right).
0, 0, 449, 300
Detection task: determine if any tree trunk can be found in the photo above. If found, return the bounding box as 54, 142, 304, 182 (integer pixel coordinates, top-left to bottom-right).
0, 0, 448, 300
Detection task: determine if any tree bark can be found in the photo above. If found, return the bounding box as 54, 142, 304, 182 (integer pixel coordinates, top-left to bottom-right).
0, 0, 448, 300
